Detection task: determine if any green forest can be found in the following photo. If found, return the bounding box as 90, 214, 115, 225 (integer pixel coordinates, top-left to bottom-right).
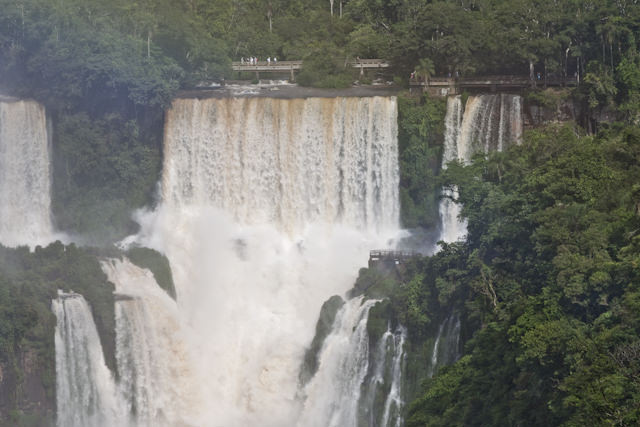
2, 0, 640, 425
374, 123, 640, 426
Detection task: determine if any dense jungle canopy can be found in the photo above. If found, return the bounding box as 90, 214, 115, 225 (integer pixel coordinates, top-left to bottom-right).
1, 0, 640, 100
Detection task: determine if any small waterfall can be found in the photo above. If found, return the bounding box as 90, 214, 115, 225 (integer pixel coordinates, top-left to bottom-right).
298, 297, 379, 427
427, 313, 462, 378
358, 325, 406, 427
0, 98, 56, 247
428, 321, 445, 378
380, 326, 406, 427
438, 96, 465, 244
101, 258, 202, 427
299, 300, 406, 427
438, 94, 522, 244
53, 291, 128, 427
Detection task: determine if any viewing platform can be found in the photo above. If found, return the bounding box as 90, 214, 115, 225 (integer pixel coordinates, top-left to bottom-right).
232, 59, 389, 80
368, 250, 420, 268
412, 75, 578, 97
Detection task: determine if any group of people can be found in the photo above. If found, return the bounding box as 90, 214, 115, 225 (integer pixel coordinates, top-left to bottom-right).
240, 57, 278, 65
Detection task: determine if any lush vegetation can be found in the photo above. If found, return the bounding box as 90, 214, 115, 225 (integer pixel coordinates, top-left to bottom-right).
364, 122, 640, 425
397, 94, 446, 228
125, 247, 176, 299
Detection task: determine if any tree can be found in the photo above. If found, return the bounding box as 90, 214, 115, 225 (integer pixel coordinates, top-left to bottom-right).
414, 58, 434, 82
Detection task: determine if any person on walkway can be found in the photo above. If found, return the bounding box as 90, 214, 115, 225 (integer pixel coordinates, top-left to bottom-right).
241, 57, 245, 64
274, 57, 277, 64
267, 57, 271, 65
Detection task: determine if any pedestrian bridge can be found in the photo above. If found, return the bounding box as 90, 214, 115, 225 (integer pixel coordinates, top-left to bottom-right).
368, 250, 419, 268
412, 75, 578, 96
231, 59, 389, 80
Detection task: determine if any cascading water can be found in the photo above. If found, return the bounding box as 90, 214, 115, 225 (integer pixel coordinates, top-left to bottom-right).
438, 94, 522, 244
101, 258, 202, 427
0, 98, 56, 247
161, 97, 399, 233
438, 96, 465, 244
297, 297, 379, 427
366, 325, 407, 427
128, 95, 401, 425
380, 327, 406, 427
427, 313, 462, 378
53, 291, 128, 427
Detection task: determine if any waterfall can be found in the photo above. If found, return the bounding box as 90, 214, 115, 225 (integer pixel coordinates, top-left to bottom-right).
162, 96, 399, 232
129, 95, 401, 425
101, 258, 202, 427
427, 313, 462, 378
53, 291, 128, 427
297, 297, 378, 427
0, 98, 56, 247
379, 326, 406, 427
438, 96, 465, 244
300, 302, 406, 427
438, 94, 522, 244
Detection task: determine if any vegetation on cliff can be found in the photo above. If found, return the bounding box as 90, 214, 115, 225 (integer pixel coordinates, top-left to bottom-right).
364, 122, 640, 425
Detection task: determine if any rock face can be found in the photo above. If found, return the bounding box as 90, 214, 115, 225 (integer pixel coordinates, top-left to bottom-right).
0, 348, 55, 426
524, 98, 580, 129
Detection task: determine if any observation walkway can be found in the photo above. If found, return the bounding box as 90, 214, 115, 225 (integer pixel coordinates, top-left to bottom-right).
368, 250, 420, 268
412, 75, 578, 96
231, 59, 389, 81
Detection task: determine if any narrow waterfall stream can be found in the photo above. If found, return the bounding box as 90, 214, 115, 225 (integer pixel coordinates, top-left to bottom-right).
0, 98, 57, 247
428, 313, 462, 378
297, 297, 379, 427
53, 291, 128, 427
379, 326, 406, 427
438, 94, 523, 244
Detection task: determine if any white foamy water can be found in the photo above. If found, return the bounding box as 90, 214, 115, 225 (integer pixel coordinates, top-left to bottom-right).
53, 291, 129, 427
297, 297, 378, 427
102, 258, 203, 427
438, 94, 522, 244
0, 99, 58, 247
162, 96, 399, 232
125, 95, 402, 425
380, 326, 406, 427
